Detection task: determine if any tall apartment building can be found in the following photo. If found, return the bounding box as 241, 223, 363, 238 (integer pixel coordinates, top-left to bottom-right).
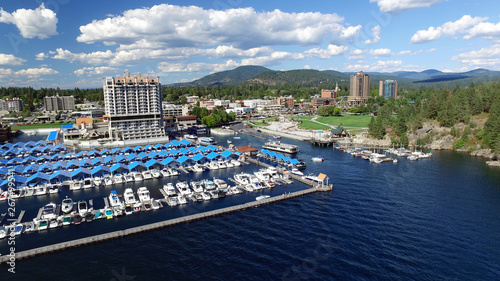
379, 80, 398, 99
103, 73, 164, 140
349, 71, 370, 105
44, 95, 75, 111
277, 96, 295, 108
0, 98, 24, 112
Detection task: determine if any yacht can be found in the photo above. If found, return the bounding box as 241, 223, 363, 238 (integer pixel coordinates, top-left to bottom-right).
124, 174, 134, 182
203, 179, 216, 191
230, 159, 241, 167
160, 169, 171, 177
108, 190, 122, 208
163, 183, 177, 197
41, 202, 58, 220
234, 173, 252, 185
176, 195, 188, 205
213, 178, 228, 190
208, 161, 219, 170
113, 175, 124, 184
198, 137, 217, 145
142, 170, 153, 180
190, 181, 204, 193
190, 164, 204, 173
61, 197, 74, 214
123, 188, 138, 205
184, 134, 198, 142
133, 172, 143, 182
230, 186, 242, 194
217, 159, 227, 169
262, 140, 299, 154
176, 181, 192, 196
104, 176, 114, 186
225, 160, 234, 168
151, 169, 161, 178
93, 177, 103, 187
137, 187, 151, 203
290, 168, 304, 176
77, 200, 88, 216
167, 197, 178, 207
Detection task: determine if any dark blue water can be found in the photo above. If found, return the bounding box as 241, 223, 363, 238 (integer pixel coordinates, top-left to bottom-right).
1, 132, 500, 280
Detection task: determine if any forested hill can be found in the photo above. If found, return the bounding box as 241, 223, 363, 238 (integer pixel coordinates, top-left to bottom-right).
169, 66, 500, 88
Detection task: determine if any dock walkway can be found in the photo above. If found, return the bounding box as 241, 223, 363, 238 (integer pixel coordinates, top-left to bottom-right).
0, 185, 332, 264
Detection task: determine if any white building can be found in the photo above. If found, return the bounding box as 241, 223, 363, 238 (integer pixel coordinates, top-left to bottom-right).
243, 99, 271, 108
162, 102, 188, 117
103, 73, 165, 140
214, 99, 230, 107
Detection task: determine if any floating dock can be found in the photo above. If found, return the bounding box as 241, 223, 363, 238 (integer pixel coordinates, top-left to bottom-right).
0, 185, 331, 264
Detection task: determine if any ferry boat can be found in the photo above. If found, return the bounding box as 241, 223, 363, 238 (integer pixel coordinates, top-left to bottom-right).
184, 134, 198, 142
61, 197, 74, 214
262, 140, 299, 154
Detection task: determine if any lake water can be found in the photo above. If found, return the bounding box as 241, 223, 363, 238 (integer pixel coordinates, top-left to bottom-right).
1, 132, 499, 280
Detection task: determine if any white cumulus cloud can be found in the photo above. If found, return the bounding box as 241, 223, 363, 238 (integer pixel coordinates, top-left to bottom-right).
0, 4, 58, 39
370, 0, 445, 14
0, 54, 25, 65
464, 21, 500, 41
74, 66, 117, 76
77, 4, 352, 49
14, 67, 58, 78
410, 15, 488, 43
362, 25, 381, 44
452, 44, 500, 68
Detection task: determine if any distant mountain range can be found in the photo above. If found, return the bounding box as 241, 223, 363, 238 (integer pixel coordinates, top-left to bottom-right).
169, 66, 500, 88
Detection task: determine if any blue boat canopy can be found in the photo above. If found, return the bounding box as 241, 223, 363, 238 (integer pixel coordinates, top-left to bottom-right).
62, 124, 73, 129
220, 150, 233, 158
206, 152, 219, 160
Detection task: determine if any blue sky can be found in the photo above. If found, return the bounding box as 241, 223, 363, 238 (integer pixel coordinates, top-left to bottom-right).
1, 0, 500, 88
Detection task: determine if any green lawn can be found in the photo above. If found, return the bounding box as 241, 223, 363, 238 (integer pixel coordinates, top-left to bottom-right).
11, 122, 74, 130
297, 120, 330, 130
316, 115, 371, 128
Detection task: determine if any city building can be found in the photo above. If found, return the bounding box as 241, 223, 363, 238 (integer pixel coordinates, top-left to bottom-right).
379, 80, 398, 99
103, 72, 165, 140
277, 96, 295, 108
349, 71, 370, 105
175, 115, 197, 130
311, 98, 336, 108
162, 102, 188, 118
44, 94, 75, 111
0, 98, 24, 112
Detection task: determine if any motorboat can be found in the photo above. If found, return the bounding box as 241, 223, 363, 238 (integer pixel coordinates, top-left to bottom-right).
10, 223, 24, 236
37, 219, 49, 230
225, 160, 234, 168
213, 178, 228, 190
85, 213, 94, 223
133, 172, 143, 182
93, 177, 103, 187
203, 179, 216, 191
137, 187, 151, 203
62, 216, 72, 226
227, 139, 232, 144
105, 208, 113, 219
242, 184, 254, 192
230, 186, 242, 194
198, 137, 217, 145
208, 161, 219, 170
104, 176, 114, 186
142, 171, 153, 180
160, 169, 170, 177
169, 168, 179, 176
0, 191, 8, 201
290, 168, 304, 176
151, 200, 160, 210
163, 183, 177, 197
113, 175, 124, 184
83, 178, 93, 189
49, 219, 59, 228
167, 197, 178, 207
201, 192, 211, 201
231, 159, 241, 167
72, 214, 82, 225
25, 221, 35, 232
123, 188, 137, 205
41, 202, 58, 220
256, 195, 270, 201
77, 200, 88, 216
124, 204, 133, 215
184, 134, 198, 142
311, 156, 324, 162
176, 195, 187, 205
124, 174, 134, 182
234, 173, 252, 185
34, 184, 48, 195
61, 197, 74, 214
190, 164, 204, 173
176, 181, 192, 196
217, 159, 227, 169
108, 190, 122, 208
151, 169, 161, 178
190, 181, 204, 193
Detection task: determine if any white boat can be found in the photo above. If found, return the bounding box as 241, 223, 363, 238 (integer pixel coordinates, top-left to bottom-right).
109, 190, 122, 207
133, 172, 143, 182
77, 200, 88, 216
408, 155, 418, 161
234, 173, 252, 185
227, 139, 232, 144
242, 184, 254, 192
34, 184, 48, 195
151, 169, 161, 178
412, 151, 432, 159
49, 219, 59, 229
167, 197, 178, 207
190, 164, 204, 173
198, 137, 217, 145
190, 181, 204, 193
137, 187, 151, 203
61, 197, 74, 214
230, 186, 242, 194
48, 184, 59, 194
0, 226, 6, 239
151, 200, 160, 210
160, 169, 170, 177
62, 216, 72, 226
163, 183, 177, 197
123, 188, 138, 205
142, 171, 153, 180
113, 175, 124, 184
41, 202, 57, 220
230, 159, 241, 167
290, 168, 304, 176
256, 195, 270, 201
93, 177, 103, 187
214, 178, 228, 190
184, 134, 198, 142
201, 192, 211, 201
83, 178, 93, 189
104, 176, 114, 186
217, 159, 227, 169
208, 161, 219, 170
254, 169, 272, 181
124, 174, 134, 182
169, 168, 179, 176
311, 156, 324, 162
203, 179, 216, 191
176, 181, 192, 196
225, 160, 234, 168
176, 195, 187, 204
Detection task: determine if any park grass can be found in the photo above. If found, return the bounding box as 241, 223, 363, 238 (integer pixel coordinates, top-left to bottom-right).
11, 122, 74, 130
297, 120, 330, 130
316, 115, 371, 129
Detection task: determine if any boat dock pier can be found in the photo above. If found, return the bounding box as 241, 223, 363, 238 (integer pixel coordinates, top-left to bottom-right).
0, 184, 331, 264
15, 210, 26, 224
246, 157, 315, 186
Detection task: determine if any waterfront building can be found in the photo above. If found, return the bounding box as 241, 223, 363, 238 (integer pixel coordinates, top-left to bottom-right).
162, 103, 188, 118
103, 73, 164, 140
44, 95, 75, 111
379, 80, 398, 99
349, 71, 370, 105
